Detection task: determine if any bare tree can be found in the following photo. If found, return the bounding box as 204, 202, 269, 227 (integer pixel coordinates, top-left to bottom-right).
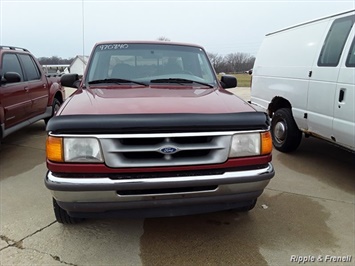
224, 53, 238, 73
224, 53, 255, 73
244, 56, 256, 71
157, 36, 171, 41
207, 52, 225, 73
38, 56, 74, 65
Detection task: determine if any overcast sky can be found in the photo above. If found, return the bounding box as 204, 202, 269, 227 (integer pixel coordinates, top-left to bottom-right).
0, 0, 354, 58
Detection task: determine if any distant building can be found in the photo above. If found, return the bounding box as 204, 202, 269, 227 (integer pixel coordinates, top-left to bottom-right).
69, 55, 89, 76
42, 64, 70, 75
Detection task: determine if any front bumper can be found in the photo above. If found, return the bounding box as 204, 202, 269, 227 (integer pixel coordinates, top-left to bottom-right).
45, 163, 274, 217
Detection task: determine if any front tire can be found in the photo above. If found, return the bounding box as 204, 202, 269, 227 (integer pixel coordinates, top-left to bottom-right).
271, 108, 302, 152
235, 199, 257, 212
53, 198, 83, 224
44, 98, 61, 124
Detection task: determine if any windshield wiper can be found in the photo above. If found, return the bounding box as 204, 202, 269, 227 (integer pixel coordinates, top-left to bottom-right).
150, 78, 214, 88
88, 78, 148, 86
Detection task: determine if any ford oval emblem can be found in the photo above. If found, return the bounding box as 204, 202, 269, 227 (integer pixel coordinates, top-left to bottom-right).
159, 146, 178, 154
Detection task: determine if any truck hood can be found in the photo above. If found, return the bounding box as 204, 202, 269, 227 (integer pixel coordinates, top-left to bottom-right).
59, 85, 254, 115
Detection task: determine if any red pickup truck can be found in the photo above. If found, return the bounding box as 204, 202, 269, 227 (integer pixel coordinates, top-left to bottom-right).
0, 46, 65, 140
45, 41, 274, 224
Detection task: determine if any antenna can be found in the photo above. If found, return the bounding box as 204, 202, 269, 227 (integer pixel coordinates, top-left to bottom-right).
82, 0, 85, 74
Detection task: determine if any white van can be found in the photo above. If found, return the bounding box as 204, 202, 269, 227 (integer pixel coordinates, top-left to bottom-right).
251, 10, 355, 153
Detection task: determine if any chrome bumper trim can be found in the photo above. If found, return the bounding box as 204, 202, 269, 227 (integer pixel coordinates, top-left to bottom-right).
46, 163, 274, 192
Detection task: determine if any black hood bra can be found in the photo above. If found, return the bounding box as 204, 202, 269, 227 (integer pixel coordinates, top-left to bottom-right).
47, 112, 270, 134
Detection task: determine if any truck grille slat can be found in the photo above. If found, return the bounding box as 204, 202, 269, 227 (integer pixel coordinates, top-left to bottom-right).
107, 143, 225, 153
100, 135, 231, 168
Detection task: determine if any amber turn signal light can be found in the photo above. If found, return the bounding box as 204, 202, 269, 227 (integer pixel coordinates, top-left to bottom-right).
46, 136, 64, 162
261, 131, 273, 155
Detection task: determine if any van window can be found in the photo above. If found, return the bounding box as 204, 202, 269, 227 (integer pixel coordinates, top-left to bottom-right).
346, 36, 355, 67
318, 15, 355, 67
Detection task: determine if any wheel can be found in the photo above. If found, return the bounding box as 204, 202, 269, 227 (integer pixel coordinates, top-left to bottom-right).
238, 199, 257, 212
44, 98, 61, 124
53, 198, 83, 224
271, 108, 302, 152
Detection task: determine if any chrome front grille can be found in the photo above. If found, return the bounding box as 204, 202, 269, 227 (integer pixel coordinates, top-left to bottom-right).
100, 134, 231, 168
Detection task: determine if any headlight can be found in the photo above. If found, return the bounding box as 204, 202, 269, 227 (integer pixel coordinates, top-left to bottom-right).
64, 138, 103, 162
46, 136, 104, 163
229, 132, 272, 158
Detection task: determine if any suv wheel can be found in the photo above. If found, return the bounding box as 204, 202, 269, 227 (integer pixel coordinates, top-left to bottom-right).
53, 198, 83, 224
45, 99, 61, 124
271, 108, 302, 152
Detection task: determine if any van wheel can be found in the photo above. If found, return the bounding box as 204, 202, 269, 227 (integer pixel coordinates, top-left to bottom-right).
44, 99, 61, 124
53, 198, 83, 224
271, 108, 302, 152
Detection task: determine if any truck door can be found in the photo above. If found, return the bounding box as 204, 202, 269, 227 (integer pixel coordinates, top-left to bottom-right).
307, 15, 354, 141
18, 54, 48, 117
0, 53, 30, 128
332, 31, 355, 151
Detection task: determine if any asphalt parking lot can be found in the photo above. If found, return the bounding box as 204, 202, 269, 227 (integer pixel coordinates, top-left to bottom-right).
0, 87, 354, 265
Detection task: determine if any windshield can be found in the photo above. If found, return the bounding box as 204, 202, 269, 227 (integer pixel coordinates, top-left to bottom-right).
86, 43, 217, 87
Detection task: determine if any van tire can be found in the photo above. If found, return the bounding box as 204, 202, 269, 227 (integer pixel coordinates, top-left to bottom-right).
271, 108, 302, 152
53, 198, 83, 224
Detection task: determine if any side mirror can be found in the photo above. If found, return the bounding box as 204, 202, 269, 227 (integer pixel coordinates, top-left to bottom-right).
244, 69, 253, 75
1, 72, 21, 84
220, 75, 237, 89
61, 74, 80, 88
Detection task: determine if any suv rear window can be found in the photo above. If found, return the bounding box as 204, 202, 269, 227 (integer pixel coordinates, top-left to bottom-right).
19, 54, 41, 81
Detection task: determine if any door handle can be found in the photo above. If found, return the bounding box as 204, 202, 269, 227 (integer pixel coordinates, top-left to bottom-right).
24, 87, 29, 92
339, 89, 345, 102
